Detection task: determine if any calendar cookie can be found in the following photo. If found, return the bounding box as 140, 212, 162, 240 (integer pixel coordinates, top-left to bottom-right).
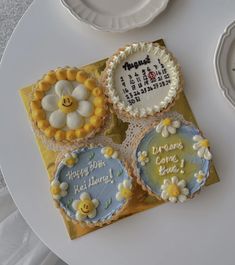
51, 146, 132, 226
30, 67, 107, 142
133, 116, 212, 202
102, 42, 182, 117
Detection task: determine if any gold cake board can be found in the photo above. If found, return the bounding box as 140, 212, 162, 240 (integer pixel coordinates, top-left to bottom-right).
19, 40, 219, 239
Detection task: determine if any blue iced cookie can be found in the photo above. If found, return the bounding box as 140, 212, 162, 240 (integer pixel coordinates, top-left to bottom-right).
50, 146, 132, 226
133, 116, 212, 203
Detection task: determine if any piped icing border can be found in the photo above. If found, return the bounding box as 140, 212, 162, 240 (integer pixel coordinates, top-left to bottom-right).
30, 67, 107, 144
51, 145, 133, 227
103, 42, 182, 117
132, 115, 212, 202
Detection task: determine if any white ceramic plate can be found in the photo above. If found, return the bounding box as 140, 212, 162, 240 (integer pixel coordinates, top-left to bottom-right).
215, 20, 235, 109
61, 0, 169, 32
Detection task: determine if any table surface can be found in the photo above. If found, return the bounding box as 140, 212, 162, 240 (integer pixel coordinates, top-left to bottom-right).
0, 0, 235, 264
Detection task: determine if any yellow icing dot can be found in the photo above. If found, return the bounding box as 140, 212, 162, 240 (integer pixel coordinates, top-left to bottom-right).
37, 80, 50, 92
58, 96, 78, 114
90, 115, 101, 127
50, 185, 61, 195
32, 109, 45, 121
84, 78, 97, 90
95, 107, 106, 117
76, 71, 88, 83
139, 154, 146, 161
105, 147, 114, 156
66, 157, 76, 167
33, 91, 44, 100
78, 199, 94, 215
120, 187, 132, 199
67, 68, 77, 81
197, 175, 204, 182
44, 127, 57, 138
44, 71, 57, 84
75, 128, 86, 138
92, 87, 103, 97
200, 139, 209, 148
93, 96, 105, 107
66, 131, 76, 141
54, 130, 66, 141
162, 118, 172, 126
55, 68, 67, 80
30, 100, 41, 111
167, 184, 180, 197
84, 124, 94, 133
37, 120, 49, 130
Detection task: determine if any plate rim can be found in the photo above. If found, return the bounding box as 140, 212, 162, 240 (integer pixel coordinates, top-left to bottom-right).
214, 20, 235, 110
61, 0, 169, 32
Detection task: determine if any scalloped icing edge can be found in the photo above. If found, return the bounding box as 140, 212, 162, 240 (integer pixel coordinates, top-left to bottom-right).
29, 67, 108, 148
102, 42, 183, 118
131, 113, 212, 201
52, 144, 133, 227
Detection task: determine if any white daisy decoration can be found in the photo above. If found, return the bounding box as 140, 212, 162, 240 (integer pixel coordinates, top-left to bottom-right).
137, 151, 149, 166
72, 192, 99, 221
101, 146, 118, 159
41, 80, 94, 130
156, 118, 181, 138
192, 135, 212, 160
63, 152, 78, 168
160, 176, 189, 203
116, 179, 132, 201
50, 180, 68, 200
194, 170, 206, 184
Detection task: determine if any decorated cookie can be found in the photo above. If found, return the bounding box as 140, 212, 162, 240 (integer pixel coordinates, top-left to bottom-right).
102, 42, 182, 117
30, 67, 107, 142
133, 116, 212, 202
51, 146, 132, 226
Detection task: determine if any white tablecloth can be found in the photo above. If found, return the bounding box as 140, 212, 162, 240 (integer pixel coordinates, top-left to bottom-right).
0, 171, 65, 265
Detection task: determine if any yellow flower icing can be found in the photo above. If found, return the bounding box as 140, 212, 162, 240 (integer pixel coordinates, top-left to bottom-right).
77, 199, 95, 216
166, 184, 180, 197
57, 95, 78, 114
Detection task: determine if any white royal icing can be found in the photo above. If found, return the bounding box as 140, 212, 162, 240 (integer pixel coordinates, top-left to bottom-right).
105, 42, 181, 117
41, 80, 94, 130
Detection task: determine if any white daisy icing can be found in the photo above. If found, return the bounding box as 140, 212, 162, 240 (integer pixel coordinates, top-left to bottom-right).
193, 135, 212, 160
72, 192, 99, 221
156, 118, 181, 138
41, 80, 94, 130
160, 176, 189, 203
50, 180, 68, 200
137, 151, 149, 166
116, 179, 132, 201
194, 170, 207, 184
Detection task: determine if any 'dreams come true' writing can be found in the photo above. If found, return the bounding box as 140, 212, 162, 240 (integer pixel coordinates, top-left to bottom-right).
152, 142, 185, 176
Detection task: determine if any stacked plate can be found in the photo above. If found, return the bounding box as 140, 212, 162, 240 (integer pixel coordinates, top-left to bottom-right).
61, 0, 169, 32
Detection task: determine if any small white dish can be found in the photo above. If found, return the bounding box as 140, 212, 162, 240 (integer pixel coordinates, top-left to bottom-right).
61, 0, 169, 32
215, 20, 235, 109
